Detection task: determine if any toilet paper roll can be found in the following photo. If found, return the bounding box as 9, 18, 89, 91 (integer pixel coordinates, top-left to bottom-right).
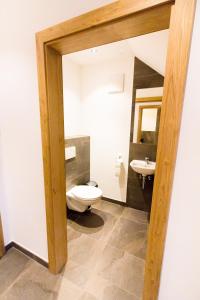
115, 155, 123, 177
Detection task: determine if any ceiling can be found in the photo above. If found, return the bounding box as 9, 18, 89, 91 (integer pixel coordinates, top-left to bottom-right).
65, 30, 169, 75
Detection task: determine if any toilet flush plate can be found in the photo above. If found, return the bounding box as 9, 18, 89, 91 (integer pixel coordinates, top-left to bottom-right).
65, 146, 76, 160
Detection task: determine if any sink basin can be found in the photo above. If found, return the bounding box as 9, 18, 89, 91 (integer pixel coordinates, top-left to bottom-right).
130, 160, 156, 176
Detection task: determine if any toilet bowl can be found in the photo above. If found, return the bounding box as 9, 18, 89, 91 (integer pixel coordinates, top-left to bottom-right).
66, 185, 102, 212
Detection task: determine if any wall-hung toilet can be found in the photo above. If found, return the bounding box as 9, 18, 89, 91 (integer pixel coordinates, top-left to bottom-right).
66, 185, 102, 212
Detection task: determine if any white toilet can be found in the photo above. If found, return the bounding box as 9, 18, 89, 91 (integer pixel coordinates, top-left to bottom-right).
66, 185, 102, 212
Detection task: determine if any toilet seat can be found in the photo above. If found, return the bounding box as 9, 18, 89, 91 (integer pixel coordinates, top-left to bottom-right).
66, 185, 102, 212
70, 185, 102, 201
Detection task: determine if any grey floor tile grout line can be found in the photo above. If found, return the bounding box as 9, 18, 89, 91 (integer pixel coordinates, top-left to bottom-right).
102, 208, 147, 263
67, 205, 147, 264
73, 211, 124, 293
79, 214, 126, 299
0, 202, 147, 299
65, 208, 124, 298
0, 257, 33, 297
1, 248, 61, 298
74, 205, 146, 299
94, 206, 147, 297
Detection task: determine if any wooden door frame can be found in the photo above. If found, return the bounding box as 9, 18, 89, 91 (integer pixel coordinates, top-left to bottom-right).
135, 96, 163, 103
36, 0, 196, 299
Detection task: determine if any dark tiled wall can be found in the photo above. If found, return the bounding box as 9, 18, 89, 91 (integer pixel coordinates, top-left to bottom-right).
127, 143, 157, 211
126, 57, 164, 211
65, 136, 90, 190
131, 143, 157, 162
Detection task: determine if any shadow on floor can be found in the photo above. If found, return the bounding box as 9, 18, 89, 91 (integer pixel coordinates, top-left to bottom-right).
67, 209, 105, 229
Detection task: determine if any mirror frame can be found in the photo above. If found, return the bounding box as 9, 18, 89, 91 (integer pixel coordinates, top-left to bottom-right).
136, 96, 162, 103
137, 104, 161, 144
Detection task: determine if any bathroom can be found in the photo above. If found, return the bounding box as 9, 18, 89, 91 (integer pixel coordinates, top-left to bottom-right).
62, 30, 168, 298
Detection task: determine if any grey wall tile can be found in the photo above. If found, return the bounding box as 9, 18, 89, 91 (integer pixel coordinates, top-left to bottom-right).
65, 136, 90, 190
127, 57, 163, 211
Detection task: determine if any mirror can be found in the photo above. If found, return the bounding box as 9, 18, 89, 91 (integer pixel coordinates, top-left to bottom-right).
133, 88, 162, 145
137, 105, 161, 144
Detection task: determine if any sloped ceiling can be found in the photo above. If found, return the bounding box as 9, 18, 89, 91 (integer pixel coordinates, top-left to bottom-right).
66, 30, 169, 75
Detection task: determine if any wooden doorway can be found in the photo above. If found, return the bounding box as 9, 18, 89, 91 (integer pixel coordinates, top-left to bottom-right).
36, 0, 196, 299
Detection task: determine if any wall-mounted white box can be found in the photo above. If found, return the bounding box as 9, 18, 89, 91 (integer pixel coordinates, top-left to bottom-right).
107, 73, 125, 94
65, 146, 76, 160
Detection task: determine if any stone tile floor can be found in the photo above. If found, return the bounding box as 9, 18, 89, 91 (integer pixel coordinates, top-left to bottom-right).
0, 200, 148, 300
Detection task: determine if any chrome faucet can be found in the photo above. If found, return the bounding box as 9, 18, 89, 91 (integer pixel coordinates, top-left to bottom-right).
145, 157, 150, 165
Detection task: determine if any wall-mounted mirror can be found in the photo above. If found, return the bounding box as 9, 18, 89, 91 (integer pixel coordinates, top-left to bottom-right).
133, 88, 162, 145
137, 105, 161, 144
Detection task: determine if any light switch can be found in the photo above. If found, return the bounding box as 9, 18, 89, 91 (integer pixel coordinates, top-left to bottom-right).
65, 146, 76, 160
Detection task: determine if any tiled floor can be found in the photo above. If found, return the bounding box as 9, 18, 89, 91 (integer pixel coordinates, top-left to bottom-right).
0, 200, 148, 300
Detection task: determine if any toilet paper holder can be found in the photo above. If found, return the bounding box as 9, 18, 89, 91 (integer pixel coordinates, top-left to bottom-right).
115, 154, 123, 176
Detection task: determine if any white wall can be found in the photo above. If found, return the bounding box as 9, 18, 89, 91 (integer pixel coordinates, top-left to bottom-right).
1, 1, 200, 297
128, 30, 169, 75
63, 57, 134, 202
159, 1, 200, 299
62, 58, 82, 137
0, 0, 114, 260
80, 58, 134, 202
136, 87, 163, 98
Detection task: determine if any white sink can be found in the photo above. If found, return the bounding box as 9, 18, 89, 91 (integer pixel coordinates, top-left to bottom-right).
130, 159, 156, 176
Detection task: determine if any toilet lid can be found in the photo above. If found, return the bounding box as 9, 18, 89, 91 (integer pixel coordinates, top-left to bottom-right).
71, 185, 102, 200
